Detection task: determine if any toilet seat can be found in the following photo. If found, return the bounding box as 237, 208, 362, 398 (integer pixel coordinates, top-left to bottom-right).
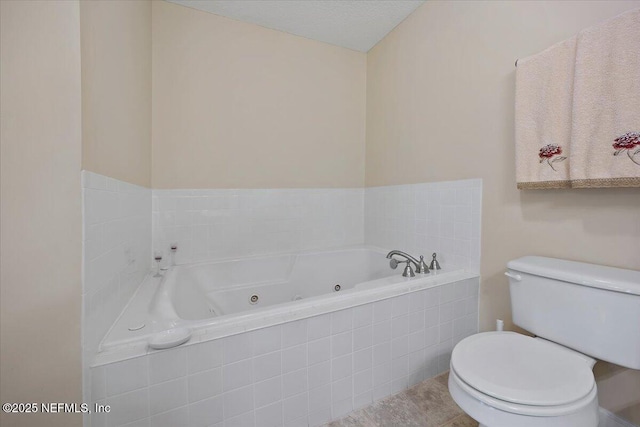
450, 332, 596, 416
449, 365, 597, 417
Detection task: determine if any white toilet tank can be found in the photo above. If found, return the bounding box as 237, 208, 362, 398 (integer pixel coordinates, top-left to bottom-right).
507, 256, 640, 370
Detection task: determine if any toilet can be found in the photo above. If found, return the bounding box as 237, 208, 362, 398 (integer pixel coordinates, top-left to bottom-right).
448, 256, 640, 427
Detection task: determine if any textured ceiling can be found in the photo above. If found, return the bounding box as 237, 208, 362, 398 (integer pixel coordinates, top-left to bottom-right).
165, 0, 426, 52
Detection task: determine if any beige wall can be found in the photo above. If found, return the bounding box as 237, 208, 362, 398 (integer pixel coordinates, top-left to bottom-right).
0, 1, 83, 426
2, 1, 638, 425
152, 1, 367, 189
366, 0, 640, 422
81, 0, 151, 187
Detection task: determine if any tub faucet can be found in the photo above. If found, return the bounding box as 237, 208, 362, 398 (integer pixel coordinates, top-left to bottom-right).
386, 250, 430, 276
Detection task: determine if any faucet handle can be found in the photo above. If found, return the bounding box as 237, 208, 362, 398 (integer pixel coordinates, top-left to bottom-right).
390, 258, 416, 277
402, 262, 416, 278
416, 255, 430, 274
430, 253, 441, 270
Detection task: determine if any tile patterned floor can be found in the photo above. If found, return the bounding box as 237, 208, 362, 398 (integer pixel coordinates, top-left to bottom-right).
325, 372, 479, 427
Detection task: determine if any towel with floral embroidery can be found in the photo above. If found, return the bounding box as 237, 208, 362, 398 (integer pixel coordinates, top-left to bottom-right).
569, 8, 640, 188
515, 37, 576, 189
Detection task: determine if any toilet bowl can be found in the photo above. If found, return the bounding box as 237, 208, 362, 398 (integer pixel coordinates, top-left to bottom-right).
448, 332, 599, 427
446, 256, 640, 427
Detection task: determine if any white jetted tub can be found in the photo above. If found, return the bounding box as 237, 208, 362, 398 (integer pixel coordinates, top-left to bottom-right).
96, 246, 477, 365
170, 247, 393, 319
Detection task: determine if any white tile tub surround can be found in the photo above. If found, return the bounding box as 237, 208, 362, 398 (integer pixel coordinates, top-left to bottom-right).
90, 278, 479, 427
151, 179, 482, 269
82, 171, 152, 408
365, 179, 482, 273
152, 188, 365, 265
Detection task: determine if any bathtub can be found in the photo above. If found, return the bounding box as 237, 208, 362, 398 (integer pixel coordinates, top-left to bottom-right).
95, 246, 478, 365
170, 247, 395, 320
91, 246, 479, 426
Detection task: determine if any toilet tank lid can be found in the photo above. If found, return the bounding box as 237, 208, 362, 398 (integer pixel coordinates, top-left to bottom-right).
508, 256, 640, 296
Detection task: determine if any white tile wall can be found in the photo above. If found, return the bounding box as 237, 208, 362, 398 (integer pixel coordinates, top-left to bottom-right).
151, 179, 482, 269
82, 171, 152, 409
90, 277, 479, 427
365, 179, 482, 273
152, 188, 365, 265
